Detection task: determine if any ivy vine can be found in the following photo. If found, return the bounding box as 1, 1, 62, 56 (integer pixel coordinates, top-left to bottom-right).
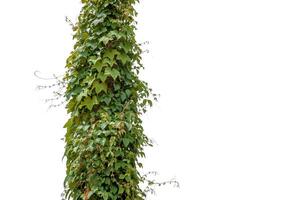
62, 0, 157, 199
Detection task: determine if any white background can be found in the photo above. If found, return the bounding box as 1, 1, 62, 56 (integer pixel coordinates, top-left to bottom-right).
1, 0, 301, 199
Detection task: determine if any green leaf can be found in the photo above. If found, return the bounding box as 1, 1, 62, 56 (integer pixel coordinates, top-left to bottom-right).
103, 49, 119, 61
102, 96, 111, 105
104, 68, 111, 76
118, 186, 124, 194
104, 68, 120, 80
114, 83, 121, 90
121, 42, 131, 53
122, 138, 131, 147
92, 18, 104, 26
125, 122, 132, 131
96, 27, 107, 36
86, 40, 98, 50
102, 192, 109, 200
83, 76, 95, 86
120, 92, 126, 101
76, 89, 88, 102
111, 186, 118, 194
97, 73, 108, 82
117, 53, 130, 65
99, 36, 112, 45
96, 138, 106, 145
100, 122, 108, 130
102, 57, 116, 67
115, 162, 123, 170
81, 96, 98, 111
82, 125, 90, 131
88, 56, 97, 64
70, 86, 82, 96
107, 31, 120, 39
93, 81, 108, 94
66, 99, 76, 113
93, 60, 104, 72
111, 69, 120, 80
125, 89, 131, 97
63, 118, 73, 129
82, 32, 89, 40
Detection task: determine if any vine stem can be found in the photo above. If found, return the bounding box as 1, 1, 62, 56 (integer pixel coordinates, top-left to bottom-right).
84, 188, 90, 200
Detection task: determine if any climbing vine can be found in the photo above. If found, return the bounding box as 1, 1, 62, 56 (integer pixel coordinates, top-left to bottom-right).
62, 0, 157, 199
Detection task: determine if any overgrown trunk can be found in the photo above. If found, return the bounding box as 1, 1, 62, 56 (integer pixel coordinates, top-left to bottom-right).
63, 0, 154, 199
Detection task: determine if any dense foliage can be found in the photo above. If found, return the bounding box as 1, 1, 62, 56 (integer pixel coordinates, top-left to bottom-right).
62, 0, 155, 199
